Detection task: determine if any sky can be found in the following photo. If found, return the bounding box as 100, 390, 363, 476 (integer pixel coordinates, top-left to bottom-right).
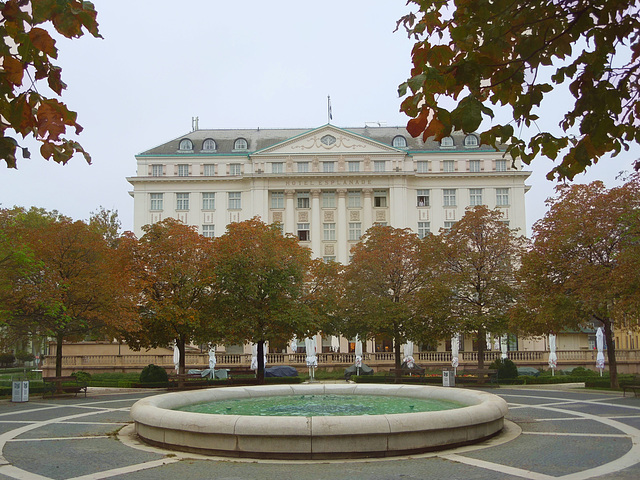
1, 1, 638, 237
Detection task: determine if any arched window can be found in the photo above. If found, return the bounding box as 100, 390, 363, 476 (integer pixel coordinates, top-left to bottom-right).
440, 136, 454, 148
179, 138, 193, 150
392, 135, 407, 148
234, 138, 248, 150
202, 138, 216, 151
464, 135, 479, 147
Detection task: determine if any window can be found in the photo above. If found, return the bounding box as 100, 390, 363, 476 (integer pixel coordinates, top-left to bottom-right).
151, 164, 163, 176
178, 139, 193, 150
322, 191, 335, 208
323, 223, 336, 241
202, 139, 216, 151
440, 136, 454, 148
374, 160, 386, 172
348, 161, 360, 172
178, 164, 189, 176
202, 225, 215, 238
392, 135, 407, 148
469, 160, 481, 172
202, 192, 215, 210
347, 190, 361, 208
348, 222, 362, 241
374, 190, 387, 207
297, 223, 310, 241
203, 164, 215, 176
496, 159, 507, 171
234, 138, 248, 150
444, 221, 456, 230
228, 192, 241, 209
443, 160, 455, 172
417, 189, 430, 207
322, 161, 335, 173
271, 162, 284, 173
150, 193, 163, 210
271, 191, 284, 209
297, 191, 310, 209
297, 162, 309, 173
417, 161, 429, 173
323, 256, 336, 263
418, 222, 430, 239
443, 189, 456, 206
229, 163, 241, 175
464, 134, 479, 147
176, 193, 189, 210
496, 188, 509, 206
469, 188, 483, 206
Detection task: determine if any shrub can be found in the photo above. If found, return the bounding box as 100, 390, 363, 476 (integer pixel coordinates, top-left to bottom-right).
490, 358, 518, 379
0, 353, 15, 368
139, 364, 168, 384
15, 351, 36, 364
71, 371, 92, 383
569, 366, 597, 377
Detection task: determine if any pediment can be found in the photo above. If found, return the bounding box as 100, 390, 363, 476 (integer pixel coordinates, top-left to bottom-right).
253, 125, 402, 156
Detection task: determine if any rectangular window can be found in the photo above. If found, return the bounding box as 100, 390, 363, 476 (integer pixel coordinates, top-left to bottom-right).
443, 160, 455, 172
374, 190, 387, 207
348, 222, 362, 241
322, 191, 336, 208
323, 223, 336, 241
150, 193, 163, 211
444, 221, 456, 230
443, 189, 456, 206
271, 162, 284, 174
416, 161, 429, 173
203, 164, 215, 176
496, 188, 509, 206
229, 163, 241, 175
348, 161, 360, 172
469, 188, 483, 206
228, 192, 241, 210
297, 162, 309, 173
178, 164, 189, 176
417, 189, 430, 207
202, 225, 215, 238
374, 160, 386, 172
418, 222, 430, 239
322, 161, 335, 173
151, 164, 163, 176
202, 192, 215, 210
176, 193, 189, 210
469, 160, 481, 172
347, 190, 361, 208
496, 159, 507, 171
297, 223, 310, 241
297, 191, 310, 209
271, 191, 284, 209
323, 256, 336, 263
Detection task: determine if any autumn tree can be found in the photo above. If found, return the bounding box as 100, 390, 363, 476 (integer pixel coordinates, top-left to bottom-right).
397, 0, 640, 180
303, 258, 344, 338
424, 206, 527, 372
516, 177, 640, 388
211, 218, 313, 383
119, 218, 217, 377
342, 225, 448, 377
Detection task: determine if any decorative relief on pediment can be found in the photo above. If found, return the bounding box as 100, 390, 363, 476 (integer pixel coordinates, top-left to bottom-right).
324, 211, 335, 222
349, 210, 361, 221
290, 134, 369, 152
272, 211, 283, 223
324, 244, 335, 255
298, 211, 309, 222
375, 210, 386, 222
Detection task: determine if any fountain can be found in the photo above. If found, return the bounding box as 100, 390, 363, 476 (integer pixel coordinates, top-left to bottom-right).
130, 383, 508, 459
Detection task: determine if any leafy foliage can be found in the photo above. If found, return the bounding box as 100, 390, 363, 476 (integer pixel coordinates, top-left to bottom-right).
0, 0, 101, 168
397, 0, 640, 180
139, 364, 168, 384
490, 357, 518, 379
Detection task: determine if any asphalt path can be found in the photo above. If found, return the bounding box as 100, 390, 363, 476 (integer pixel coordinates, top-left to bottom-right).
0, 385, 639, 479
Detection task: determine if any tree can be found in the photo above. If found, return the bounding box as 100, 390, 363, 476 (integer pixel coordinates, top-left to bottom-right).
397, 0, 640, 180
1, 0, 101, 168
423, 206, 527, 372
211, 218, 313, 383
516, 177, 640, 388
342, 225, 447, 378
119, 218, 217, 378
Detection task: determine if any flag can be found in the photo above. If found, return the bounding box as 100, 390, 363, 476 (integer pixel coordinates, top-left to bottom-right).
328, 96, 332, 121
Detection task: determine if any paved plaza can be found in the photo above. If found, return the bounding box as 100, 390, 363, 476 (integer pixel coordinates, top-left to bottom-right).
0, 384, 639, 480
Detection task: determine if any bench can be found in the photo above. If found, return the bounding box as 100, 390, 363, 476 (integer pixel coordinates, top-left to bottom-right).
460, 369, 498, 384
621, 383, 640, 397
42, 376, 88, 398
227, 368, 256, 379
168, 374, 210, 389
388, 368, 424, 378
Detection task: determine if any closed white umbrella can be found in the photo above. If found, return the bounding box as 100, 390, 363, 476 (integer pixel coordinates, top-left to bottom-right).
500, 335, 508, 359
290, 336, 298, 353
172, 341, 179, 374
250, 343, 267, 371
548, 334, 557, 376
305, 336, 318, 381
596, 327, 605, 376
208, 345, 216, 370
486, 332, 492, 350
355, 335, 363, 375
330, 335, 340, 353
451, 334, 459, 375
403, 341, 415, 369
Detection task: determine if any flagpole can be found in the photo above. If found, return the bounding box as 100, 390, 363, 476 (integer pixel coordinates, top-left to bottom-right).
327, 95, 332, 124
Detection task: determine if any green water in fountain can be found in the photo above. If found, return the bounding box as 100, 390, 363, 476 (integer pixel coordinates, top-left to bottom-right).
174, 394, 466, 416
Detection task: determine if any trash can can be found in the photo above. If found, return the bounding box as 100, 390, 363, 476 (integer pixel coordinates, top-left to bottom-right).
12, 378, 29, 403
442, 369, 455, 387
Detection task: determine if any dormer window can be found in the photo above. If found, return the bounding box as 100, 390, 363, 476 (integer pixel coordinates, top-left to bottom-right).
202, 139, 216, 151
392, 135, 407, 148
234, 138, 248, 150
179, 138, 193, 151
440, 136, 454, 148
464, 134, 479, 148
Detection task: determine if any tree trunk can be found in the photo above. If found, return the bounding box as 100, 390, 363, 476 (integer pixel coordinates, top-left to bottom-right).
177, 336, 186, 388
55, 332, 64, 377
394, 336, 402, 382
602, 319, 618, 389
257, 340, 265, 384
476, 327, 486, 384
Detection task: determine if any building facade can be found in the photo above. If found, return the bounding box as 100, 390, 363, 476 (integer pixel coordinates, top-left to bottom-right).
127, 124, 531, 262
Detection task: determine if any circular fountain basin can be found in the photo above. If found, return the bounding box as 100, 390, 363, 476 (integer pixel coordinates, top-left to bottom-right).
130, 383, 508, 459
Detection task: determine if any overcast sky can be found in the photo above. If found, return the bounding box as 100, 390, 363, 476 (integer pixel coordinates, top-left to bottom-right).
1, 1, 637, 237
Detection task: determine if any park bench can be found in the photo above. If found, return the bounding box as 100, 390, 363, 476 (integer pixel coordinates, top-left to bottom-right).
168, 373, 210, 389
459, 368, 498, 385
227, 367, 256, 379
42, 376, 88, 398
621, 382, 640, 398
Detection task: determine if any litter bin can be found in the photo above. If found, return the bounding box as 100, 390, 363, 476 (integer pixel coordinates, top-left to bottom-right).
12, 378, 29, 402
442, 369, 455, 387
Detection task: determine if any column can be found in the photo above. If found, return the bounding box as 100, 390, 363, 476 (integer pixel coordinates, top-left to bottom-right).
311, 189, 322, 258
336, 189, 348, 264
285, 190, 295, 236
362, 188, 373, 231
